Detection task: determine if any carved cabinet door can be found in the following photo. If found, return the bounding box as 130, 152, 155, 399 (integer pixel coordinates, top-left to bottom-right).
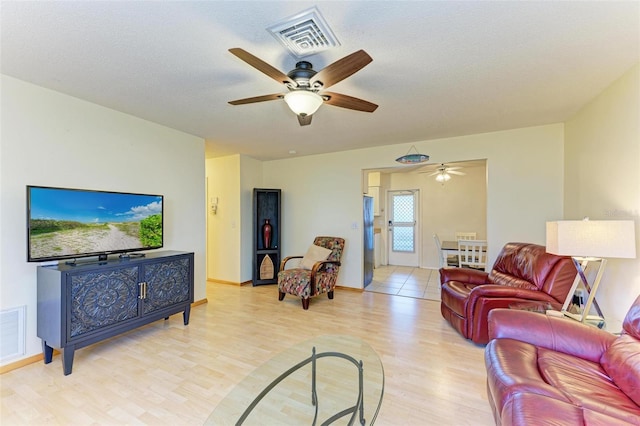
141, 257, 191, 316
68, 266, 140, 339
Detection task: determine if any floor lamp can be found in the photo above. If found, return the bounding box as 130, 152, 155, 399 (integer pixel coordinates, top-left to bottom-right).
546, 219, 636, 325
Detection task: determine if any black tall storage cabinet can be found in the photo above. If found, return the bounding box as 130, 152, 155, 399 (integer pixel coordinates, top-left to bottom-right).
253, 188, 281, 286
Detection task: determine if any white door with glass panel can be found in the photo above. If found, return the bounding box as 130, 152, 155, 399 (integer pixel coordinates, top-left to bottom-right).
388, 190, 420, 266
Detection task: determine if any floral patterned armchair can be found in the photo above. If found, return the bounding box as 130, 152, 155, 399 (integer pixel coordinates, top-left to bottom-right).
277, 236, 345, 310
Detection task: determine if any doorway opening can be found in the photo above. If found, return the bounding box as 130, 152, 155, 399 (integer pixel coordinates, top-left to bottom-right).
363, 159, 487, 270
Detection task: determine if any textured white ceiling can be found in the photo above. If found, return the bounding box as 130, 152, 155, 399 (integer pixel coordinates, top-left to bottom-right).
2, 1, 638, 160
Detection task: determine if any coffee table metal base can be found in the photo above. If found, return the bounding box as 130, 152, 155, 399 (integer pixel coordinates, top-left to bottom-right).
205, 335, 384, 425
238, 347, 365, 426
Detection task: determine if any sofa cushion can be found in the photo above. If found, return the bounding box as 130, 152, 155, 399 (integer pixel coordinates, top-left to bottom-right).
500, 393, 639, 426
489, 243, 566, 291
538, 348, 636, 413
539, 348, 612, 392
601, 335, 640, 407
485, 339, 570, 411
277, 269, 337, 298
486, 270, 538, 290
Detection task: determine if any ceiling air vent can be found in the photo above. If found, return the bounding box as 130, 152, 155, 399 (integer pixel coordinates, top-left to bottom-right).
267, 7, 340, 58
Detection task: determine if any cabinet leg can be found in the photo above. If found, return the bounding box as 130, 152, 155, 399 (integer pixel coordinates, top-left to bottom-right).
62, 347, 75, 376
183, 304, 191, 325
43, 341, 54, 364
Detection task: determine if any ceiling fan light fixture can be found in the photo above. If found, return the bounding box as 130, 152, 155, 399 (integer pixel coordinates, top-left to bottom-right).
436, 172, 451, 182
284, 91, 323, 116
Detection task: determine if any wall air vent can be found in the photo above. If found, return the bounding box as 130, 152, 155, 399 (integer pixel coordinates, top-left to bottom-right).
267, 7, 340, 58
1, 306, 26, 363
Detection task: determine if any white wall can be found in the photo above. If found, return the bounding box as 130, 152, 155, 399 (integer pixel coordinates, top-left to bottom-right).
205, 154, 262, 284
565, 63, 640, 330
240, 155, 263, 282
206, 155, 241, 282
263, 124, 565, 289
0, 75, 206, 365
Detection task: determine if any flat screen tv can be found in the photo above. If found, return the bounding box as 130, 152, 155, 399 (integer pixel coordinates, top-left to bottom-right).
27, 185, 163, 262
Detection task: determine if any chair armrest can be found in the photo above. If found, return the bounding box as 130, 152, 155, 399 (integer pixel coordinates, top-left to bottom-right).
308, 260, 341, 296
310, 260, 341, 274
439, 267, 489, 285
488, 309, 616, 362
280, 255, 303, 272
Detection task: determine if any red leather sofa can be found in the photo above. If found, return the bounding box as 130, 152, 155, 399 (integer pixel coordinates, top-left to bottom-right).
440, 242, 576, 344
485, 295, 640, 425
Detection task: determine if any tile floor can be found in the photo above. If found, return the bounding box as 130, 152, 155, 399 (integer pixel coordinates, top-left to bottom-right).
365, 265, 442, 301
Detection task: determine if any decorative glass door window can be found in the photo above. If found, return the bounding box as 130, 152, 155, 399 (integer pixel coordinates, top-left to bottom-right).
391, 193, 415, 253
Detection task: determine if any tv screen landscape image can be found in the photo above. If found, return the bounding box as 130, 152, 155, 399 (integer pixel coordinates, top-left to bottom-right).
27, 186, 163, 262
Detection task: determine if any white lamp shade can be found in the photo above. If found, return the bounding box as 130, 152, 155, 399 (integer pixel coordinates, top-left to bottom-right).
546, 220, 636, 259
283, 91, 323, 116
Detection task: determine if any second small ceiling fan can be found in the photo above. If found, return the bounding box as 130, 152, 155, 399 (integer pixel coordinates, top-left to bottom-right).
227, 48, 378, 126
420, 164, 466, 183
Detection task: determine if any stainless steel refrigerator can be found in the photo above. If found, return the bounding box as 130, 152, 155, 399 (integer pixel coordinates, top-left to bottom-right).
363, 196, 374, 287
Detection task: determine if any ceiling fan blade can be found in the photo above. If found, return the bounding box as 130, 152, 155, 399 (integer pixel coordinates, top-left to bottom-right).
228, 48, 294, 86
449, 171, 466, 175
297, 115, 312, 126
310, 50, 373, 89
228, 94, 283, 105
323, 92, 378, 112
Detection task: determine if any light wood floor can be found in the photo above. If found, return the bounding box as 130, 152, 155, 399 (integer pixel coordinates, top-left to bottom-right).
1, 282, 494, 425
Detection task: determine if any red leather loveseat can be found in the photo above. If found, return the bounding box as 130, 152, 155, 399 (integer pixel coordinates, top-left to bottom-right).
485, 295, 640, 425
440, 242, 576, 344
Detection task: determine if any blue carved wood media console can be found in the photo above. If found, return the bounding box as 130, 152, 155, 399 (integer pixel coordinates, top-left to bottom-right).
37, 251, 194, 375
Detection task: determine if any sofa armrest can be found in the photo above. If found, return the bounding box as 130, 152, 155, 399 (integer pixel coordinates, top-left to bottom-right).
488, 309, 616, 362
470, 285, 558, 303
439, 267, 489, 285
464, 286, 562, 344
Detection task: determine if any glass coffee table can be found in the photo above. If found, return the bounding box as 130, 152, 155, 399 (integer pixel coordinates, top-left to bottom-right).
205, 335, 384, 425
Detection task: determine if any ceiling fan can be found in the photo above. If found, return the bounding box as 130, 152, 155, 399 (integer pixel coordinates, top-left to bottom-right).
227, 48, 378, 126
421, 164, 466, 182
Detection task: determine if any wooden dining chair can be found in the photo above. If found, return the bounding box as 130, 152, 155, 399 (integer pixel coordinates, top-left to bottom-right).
433, 234, 458, 268
456, 232, 477, 240
457, 239, 487, 270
